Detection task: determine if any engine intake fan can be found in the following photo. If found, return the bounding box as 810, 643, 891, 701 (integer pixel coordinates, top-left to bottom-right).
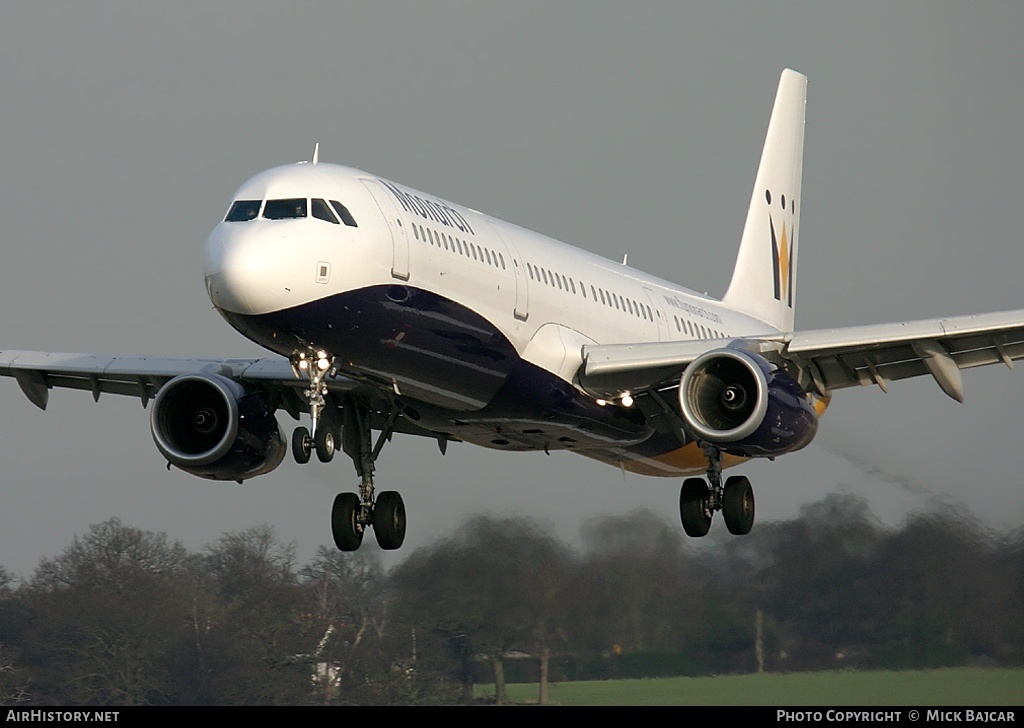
151, 373, 285, 481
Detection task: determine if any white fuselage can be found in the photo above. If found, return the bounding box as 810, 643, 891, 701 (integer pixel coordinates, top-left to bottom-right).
206, 163, 774, 374
203, 162, 778, 476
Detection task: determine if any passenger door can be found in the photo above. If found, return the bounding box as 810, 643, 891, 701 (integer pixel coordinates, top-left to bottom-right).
361, 179, 410, 281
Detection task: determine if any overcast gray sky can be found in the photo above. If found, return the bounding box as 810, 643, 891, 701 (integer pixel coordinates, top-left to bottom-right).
1, 2, 1022, 576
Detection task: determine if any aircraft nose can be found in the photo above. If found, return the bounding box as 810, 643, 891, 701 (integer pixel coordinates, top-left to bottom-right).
204, 224, 291, 315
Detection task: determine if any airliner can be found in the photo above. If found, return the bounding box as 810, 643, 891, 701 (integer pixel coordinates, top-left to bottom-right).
3, 70, 1022, 551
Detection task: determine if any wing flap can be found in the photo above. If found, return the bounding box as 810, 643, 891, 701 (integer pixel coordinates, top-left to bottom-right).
578, 309, 1024, 403
0, 348, 451, 442
789, 310, 1024, 396
0, 350, 363, 410
0, 352, 201, 409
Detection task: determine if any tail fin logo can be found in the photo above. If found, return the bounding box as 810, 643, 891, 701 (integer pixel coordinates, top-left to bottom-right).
767, 190, 795, 308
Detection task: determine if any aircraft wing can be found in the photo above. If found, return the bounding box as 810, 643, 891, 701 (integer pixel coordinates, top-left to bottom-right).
579, 309, 1024, 404
0, 351, 435, 438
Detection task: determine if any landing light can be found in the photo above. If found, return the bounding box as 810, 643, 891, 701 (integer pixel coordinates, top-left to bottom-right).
620, 393, 634, 408
298, 360, 309, 371
596, 399, 607, 406
317, 358, 331, 371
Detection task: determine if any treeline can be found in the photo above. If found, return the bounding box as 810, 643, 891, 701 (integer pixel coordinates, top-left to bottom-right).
0, 494, 1021, 705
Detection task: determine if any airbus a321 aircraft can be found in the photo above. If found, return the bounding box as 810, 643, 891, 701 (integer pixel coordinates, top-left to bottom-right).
3, 70, 1023, 551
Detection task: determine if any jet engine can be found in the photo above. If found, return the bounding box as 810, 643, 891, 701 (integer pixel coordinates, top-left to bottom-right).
678, 347, 818, 458
150, 373, 285, 481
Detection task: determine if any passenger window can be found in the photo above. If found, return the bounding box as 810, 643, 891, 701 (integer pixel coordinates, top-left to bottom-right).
311, 198, 340, 224
225, 200, 261, 222
264, 198, 307, 219
329, 200, 358, 227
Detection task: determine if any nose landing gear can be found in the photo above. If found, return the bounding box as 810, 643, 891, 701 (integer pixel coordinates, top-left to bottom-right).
290, 349, 337, 464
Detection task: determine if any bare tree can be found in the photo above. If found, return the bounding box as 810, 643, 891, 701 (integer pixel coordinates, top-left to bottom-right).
197, 525, 308, 704
298, 545, 411, 704
393, 515, 571, 704
572, 510, 700, 656
19, 519, 191, 704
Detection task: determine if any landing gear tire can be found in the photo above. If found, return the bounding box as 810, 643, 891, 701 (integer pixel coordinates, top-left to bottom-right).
373, 490, 407, 551
292, 426, 312, 464
722, 475, 755, 535
315, 427, 336, 463
332, 492, 363, 551
680, 477, 712, 538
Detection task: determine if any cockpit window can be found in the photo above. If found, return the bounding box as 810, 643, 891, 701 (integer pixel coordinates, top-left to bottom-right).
225, 200, 261, 222
263, 198, 308, 219
330, 200, 358, 227
311, 198, 339, 224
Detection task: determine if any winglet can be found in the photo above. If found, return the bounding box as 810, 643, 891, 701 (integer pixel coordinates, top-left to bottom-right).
723, 69, 807, 332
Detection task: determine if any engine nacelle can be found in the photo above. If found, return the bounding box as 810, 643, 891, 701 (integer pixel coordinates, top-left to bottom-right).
150, 373, 285, 481
678, 347, 818, 458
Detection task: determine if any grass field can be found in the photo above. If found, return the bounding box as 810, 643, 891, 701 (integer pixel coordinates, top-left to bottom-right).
479, 668, 1024, 706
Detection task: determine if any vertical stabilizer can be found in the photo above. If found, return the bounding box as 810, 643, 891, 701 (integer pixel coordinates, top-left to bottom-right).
723, 69, 807, 332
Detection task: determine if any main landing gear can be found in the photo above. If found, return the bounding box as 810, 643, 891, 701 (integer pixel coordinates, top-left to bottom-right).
290, 349, 406, 552
679, 444, 755, 537
333, 398, 405, 551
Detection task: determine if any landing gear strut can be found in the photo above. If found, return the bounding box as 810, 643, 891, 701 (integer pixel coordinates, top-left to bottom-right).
678, 444, 755, 537
290, 349, 336, 464
335, 398, 405, 551
288, 349, 406, 552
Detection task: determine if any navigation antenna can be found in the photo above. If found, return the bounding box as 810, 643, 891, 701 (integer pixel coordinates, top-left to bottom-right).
312, 142, 320, 165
